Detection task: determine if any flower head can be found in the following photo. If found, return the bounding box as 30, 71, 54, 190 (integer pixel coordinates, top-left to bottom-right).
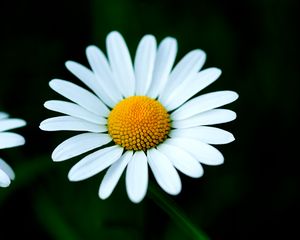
0, 112, 26, 187
40, 31, 238, 203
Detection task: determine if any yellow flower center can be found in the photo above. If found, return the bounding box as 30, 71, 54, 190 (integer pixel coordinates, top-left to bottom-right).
108, 96, 171, 151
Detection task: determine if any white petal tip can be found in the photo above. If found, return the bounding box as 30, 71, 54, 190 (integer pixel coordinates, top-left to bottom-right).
186, 49, 206, 63
210, 67, 222, 77
65, 60, 71, 66
0, 171, 11, 187
210, 150, 225, 165
142, 34, 156, 41
231, 91, 239, 101
128, 196, 144, 204
227, 134, 235, 143
161, 37, 178, 47
164, 36, 176, 42
51, 153, 62, 162
9, 172, 16, 180
39, 122, 46, 130
20, 119, 27, 127
49, 79, 59, 88
196, 48, 206, 56
43, 101, 50, 108
51, 148, 68, 162
65, 61, 75, 69
106, 31, 124, 43
98, 189, 111, 200
67, 169, 77, 181
67, 173, 78, 182
10, 136, 25, 147
166, 184, 182, 195
19, 137, 25, 146
0, 181, 10, 188
108, 31, 121, 37
232, 112, 237, 120
216, 157, 225, 166
68, 168, 86, 182
49, 79, 55, 85
9, 119, 27, 128
86, 45, 99, 54
195, 171, 204, 178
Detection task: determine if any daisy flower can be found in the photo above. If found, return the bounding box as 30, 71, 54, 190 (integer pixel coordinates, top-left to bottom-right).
0, 112, 26, 187
40, 31, 238, 203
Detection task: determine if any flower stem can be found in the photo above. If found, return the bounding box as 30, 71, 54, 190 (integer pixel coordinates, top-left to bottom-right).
148, 183, 210, 240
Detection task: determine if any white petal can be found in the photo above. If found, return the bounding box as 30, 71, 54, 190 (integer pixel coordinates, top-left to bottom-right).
106, 31, 135, 97
0, 133, 25, 149
172, 109, 237, 128
157, 143, 203, 178
39, 116, 107, 132
0, 119, 26, 131
68, 145, 123, 181
159, 49, 206, 103
147, 148, 181, 195
65, 61, 116, 108
49, 79, 109, 117
171, 91, 239, 121
169, 127, 235, 145
147, 37, 177, 98
166, 138, 224, 166
99, 151, 133, 199
0, 169, 11, 187
52, 133, 112, 162
85, 46, 123, 105
164, 68, 221, 111
134, 35, 156, 95
0, 158, 15, 180
65, 61, 95, 90
0, 112, 9, 120
44, 100, 106, 125
126, 151, 148, 203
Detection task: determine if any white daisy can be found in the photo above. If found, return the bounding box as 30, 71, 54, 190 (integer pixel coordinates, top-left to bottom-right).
40, 31, 238, 203
0, 112, 26, 187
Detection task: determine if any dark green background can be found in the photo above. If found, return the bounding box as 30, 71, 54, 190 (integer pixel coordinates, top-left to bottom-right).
0, 0, 299, 239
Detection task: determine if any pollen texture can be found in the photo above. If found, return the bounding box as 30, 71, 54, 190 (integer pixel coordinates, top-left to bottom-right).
108, 96, 171, 151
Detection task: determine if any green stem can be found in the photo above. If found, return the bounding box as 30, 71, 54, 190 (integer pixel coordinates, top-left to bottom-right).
148, 183, 210, 240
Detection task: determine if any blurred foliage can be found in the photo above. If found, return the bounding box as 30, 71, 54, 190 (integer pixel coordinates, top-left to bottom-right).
0, 0, 299, 239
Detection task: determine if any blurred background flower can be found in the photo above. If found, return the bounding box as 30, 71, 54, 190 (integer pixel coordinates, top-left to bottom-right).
0, 0, 299, 239
0, 112, 26, 187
